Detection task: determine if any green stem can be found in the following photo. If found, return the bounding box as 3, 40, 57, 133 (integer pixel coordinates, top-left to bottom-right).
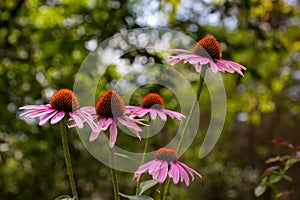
109, 147, 120, 200
59, 117, 79, 200
177, 67, 207, 153
159, 182, 164, 200
136, 125, 151, 195
161, 67, 206, 200
162, 177, 171, 200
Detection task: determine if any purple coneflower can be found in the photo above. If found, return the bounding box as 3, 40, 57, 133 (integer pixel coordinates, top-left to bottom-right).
168, 35, 246, 76
134, 148, 201, 186
82, 89, 147, 148
19, 88, 98, 131
127, 93, 185, 121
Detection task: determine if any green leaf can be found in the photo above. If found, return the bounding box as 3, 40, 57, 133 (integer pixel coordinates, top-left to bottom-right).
119, 193, 154, 200
276, 192, 284, 199
254, 185, 266, 197
282, 174, 292, 182
268, 173, 282, 184
114, 152, 140, 164
139, 180, 159, 195
55, 195, 74, 200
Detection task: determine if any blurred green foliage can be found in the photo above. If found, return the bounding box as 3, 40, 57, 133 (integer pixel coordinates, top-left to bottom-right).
1, 0, 300, 199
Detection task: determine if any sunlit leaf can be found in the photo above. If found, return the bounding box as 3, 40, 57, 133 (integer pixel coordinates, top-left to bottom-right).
254, 185, 266, 197
282, 175, 292, 182
268, 173, 282, 184
119, 193, 154, 200
55, 195, 75, 200
139, 180, 159, 195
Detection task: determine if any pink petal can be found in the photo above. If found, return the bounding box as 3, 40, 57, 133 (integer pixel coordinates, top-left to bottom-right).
89, 130, 100, 142
169, 162, 180, 184
101, 118, 113, 130
149, 160, 163, 175
157, 161, 169, 183
50, 111, 65, 124
215, 60, 235, 73
177, 161, 202, 180
39, 110, 58, 126
175, 162, 190, 186
157, 110, 167, 121
19, 105, 49, 110
109, 120, 117, 148
195, 63, 202, 72
31, 111, 53, 118
149, 109, 157, 120
187, 56, 210, 65
80, 106, 97, 114
118, 117, 142, 132
209, 60, 219, 73
164, 110, 185, 120
136, 108, 151, 117
170, 58, 183, 65
77, 111, 99, 131
223, 60, 247, 70
69, 112, 83, 129
134, 160, 154, 177
19, 109, 44, 118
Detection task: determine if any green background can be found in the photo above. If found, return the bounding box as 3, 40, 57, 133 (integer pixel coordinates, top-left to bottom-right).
1, 0, 300, 199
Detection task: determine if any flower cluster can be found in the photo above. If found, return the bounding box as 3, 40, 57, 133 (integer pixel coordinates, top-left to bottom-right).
19, 35, 246, 194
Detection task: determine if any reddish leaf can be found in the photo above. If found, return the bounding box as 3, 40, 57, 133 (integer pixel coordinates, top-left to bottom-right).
261, 165, 280, 178
272, 139, 294, 149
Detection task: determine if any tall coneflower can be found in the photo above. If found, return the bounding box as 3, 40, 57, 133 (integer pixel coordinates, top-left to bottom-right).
168, 35, 246, 76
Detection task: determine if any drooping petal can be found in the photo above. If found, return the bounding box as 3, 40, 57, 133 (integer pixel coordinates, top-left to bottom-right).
169, 162, 180, 184
186, 56, 210, 65
195, 62, 202, 73
76, 111, 99, 132
223, 60, 247, 70
177, 161, 202, 180
134, 160, 154, 177
218, 59, 246, 76
102, 117, 114, 130
21, 109, 52, 118
80, 106, 97, 114
50, 111, 65, 124
175, 162, 190, 186
118, 117, 142, 132
69, 112, 83, 129
149, 109, 158, 120
89, 130, 100, 142
164, 110, 185, 120
135, 108, 151, 117
109, 120, 117, 148
149, 160, 163, 175
157, 161, 169, 183
215, 60, 235, 73
39, 110, 58, 126
209, 60, 219, 73
157, 110, 167, 121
